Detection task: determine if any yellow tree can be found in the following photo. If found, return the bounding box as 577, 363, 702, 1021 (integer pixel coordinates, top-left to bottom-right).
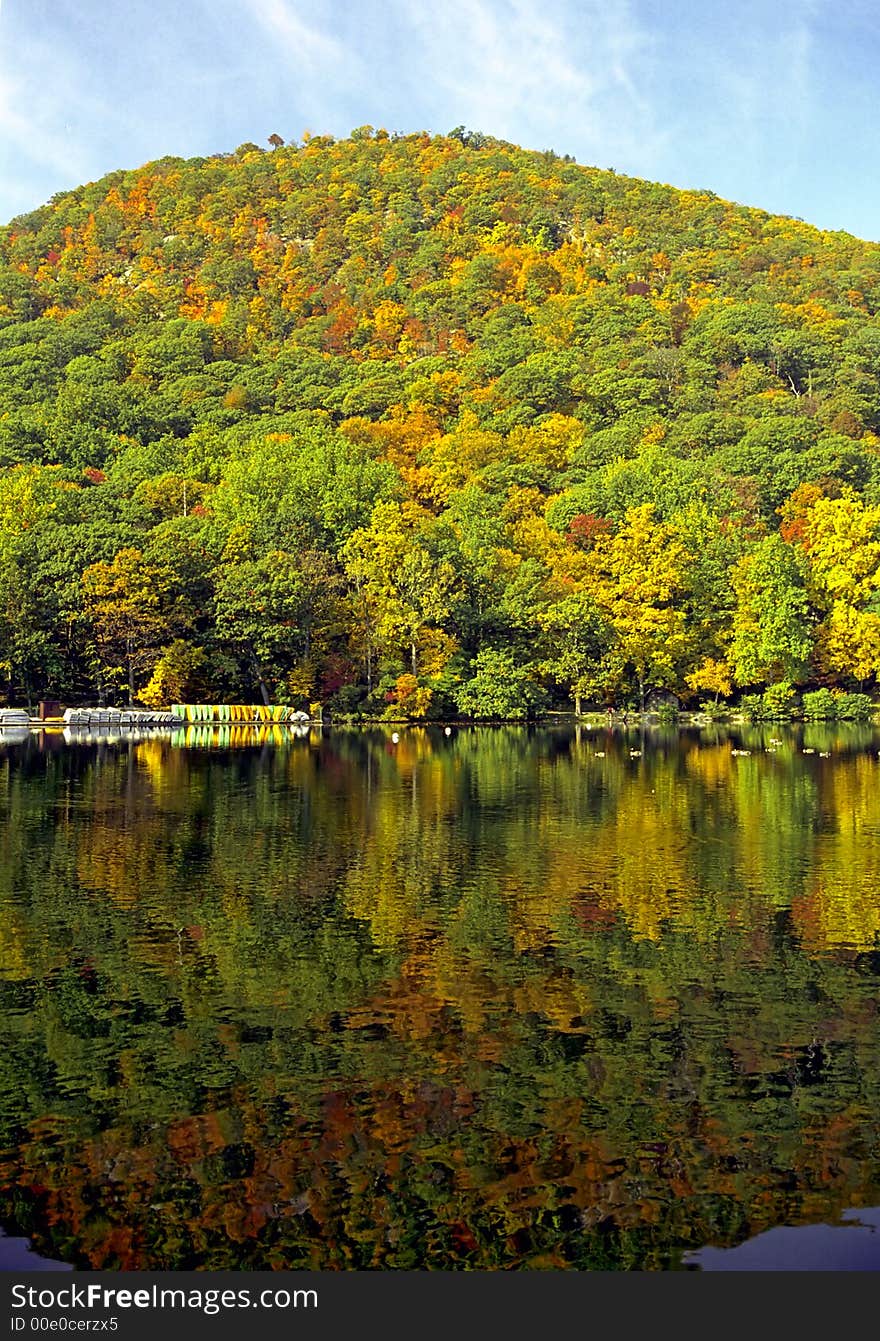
82, 549, 172, 705
818, 604, 880, 683
342, 502, 457, 685
798, 494, 880, 684
580, 504, 693, 710
803, 494, 880, 604
685, 658, 733, 703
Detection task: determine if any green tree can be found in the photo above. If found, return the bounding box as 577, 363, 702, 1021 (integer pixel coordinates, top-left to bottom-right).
580, 504, 694, 709
730, 535, 814, 686
213, 551, 310, 704
453, 649, 546, 719
538, 591, 612, 715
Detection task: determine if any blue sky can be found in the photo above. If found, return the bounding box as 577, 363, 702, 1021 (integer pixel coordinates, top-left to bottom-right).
1, 0, 878, 239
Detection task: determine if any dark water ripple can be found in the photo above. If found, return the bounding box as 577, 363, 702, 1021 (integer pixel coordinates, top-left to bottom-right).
0, 723, 878, 1270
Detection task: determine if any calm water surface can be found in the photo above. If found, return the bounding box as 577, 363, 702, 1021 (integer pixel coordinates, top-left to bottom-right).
1, 724, 879, 1270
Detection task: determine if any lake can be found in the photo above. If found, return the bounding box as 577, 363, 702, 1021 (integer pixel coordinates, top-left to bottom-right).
1, 723, 879, 1270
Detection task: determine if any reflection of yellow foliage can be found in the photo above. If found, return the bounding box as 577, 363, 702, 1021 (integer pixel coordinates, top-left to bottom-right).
8, 728, 880, 1049
513, 975, 592, 1031
684, 742, 735, 790
77, 824, 157, 908
794, 755, 880, 951
135, 739, 169, 795
582, 784, 693, 941
0, 907, 32, 980
794, 880, 880, 953
344, 798, 447, 951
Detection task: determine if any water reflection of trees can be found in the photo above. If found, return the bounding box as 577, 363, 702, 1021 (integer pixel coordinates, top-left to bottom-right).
0, 727, 878, 1268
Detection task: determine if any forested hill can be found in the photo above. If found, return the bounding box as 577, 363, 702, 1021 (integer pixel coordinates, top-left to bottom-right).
2, 128, 880, 717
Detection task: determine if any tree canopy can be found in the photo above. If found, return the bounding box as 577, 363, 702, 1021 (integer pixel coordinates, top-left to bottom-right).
2, 128, 880, 713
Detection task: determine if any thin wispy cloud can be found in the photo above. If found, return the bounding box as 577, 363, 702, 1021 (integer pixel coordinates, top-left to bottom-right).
398, 0, 665, 167
0, 26, 95, 216
648, 2, 821, 214
241, 0, 350, 65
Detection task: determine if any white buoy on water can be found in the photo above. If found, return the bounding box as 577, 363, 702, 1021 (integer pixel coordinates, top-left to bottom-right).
391, 732, 399, 743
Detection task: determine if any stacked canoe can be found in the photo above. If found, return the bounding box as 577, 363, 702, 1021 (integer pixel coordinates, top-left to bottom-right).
63, 708, 182, 727
171, 705, 312, 724
0, 708, 30, 728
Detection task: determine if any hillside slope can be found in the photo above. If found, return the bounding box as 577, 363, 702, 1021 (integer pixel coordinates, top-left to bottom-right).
1, 129, 879, 714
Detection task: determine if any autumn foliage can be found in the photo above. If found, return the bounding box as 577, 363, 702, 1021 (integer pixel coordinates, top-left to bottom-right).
1, 129, 880, 711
